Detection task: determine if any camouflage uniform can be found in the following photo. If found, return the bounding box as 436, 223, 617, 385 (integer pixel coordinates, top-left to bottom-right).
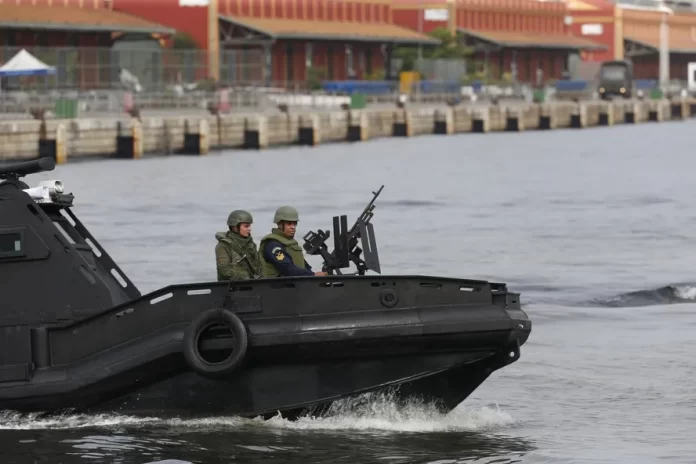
215, 210, 262, 281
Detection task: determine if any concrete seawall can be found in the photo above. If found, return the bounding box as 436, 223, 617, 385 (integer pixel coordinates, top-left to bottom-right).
1, 99, 695, 163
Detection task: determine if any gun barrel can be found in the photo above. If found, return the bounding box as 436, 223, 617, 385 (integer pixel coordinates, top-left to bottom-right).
305, 185, 383, 275
348, 186, 383, 233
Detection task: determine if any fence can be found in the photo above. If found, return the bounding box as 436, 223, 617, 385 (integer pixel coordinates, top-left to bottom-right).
0, 46, 478, 91
0, 80, 482, 120
569, 56, 602, 82
405, 58, 468, 82
0, 46, 265, 91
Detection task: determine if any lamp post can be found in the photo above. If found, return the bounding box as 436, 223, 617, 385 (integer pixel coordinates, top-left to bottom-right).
658, 0, 670, 88
621, 1, 673, 91
418, 0, 423, 61
652, 0, 674, 90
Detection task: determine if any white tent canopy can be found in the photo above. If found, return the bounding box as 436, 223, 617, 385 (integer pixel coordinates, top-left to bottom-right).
0, 49, 56, 78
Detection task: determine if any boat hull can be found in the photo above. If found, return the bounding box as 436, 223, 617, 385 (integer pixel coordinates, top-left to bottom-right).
100, 351, 518, 419
0, 328, 527, 419
0, 276, 530, 419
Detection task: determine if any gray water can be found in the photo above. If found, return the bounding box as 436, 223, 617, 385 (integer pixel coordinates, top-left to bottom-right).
3, 122, 696, 463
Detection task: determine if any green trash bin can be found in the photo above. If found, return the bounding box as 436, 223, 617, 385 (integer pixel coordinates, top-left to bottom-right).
532, 89, 546, 103
54, 98, 79, 119
350, 93, 367, 109
649, 88, 663, 100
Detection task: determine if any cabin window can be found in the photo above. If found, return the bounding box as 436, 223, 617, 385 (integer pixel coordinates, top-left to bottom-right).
0, 232, 23, 257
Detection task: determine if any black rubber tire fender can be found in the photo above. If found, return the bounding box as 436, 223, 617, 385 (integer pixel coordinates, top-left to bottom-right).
182, 308, 248, 379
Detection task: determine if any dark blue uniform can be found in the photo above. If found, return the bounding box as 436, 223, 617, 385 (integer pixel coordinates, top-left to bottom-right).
262, 240, 314, 276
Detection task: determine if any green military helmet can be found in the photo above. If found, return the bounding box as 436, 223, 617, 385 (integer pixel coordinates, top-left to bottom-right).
227, 209, 254, 227
273, 205, 299, 223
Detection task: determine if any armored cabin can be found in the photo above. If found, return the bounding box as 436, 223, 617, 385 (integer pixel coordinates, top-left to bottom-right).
0, 158, 139, 383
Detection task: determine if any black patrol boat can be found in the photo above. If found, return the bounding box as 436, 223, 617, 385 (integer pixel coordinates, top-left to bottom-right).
0, 157, 532, 419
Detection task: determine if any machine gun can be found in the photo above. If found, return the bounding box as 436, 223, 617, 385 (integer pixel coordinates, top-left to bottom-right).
303, 185, 383, 276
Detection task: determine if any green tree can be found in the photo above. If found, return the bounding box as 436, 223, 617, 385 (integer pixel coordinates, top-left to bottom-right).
306, 65, 326, 90
392, 27, 473, 73
171, 32, 199, 50
425, 27, 472, 59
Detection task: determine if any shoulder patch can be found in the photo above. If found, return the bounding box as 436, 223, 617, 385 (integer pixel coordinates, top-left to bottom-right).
274, 250, 285, 261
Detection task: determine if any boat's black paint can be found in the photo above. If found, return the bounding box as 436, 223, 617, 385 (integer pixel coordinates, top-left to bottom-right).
0, 158, 531, 418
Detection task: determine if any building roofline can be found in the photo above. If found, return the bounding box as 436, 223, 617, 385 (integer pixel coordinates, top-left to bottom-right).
457, 27, 607, 51
0, 21, 175, 35
624, 36, 696, 54
219, 15, 441, 45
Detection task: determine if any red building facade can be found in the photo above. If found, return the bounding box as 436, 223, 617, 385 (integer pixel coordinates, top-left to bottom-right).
567, 0, 617, 63
621, 6, 696, 80
112, 0, 436, 86
390, 0, 605, 82
568, 0, 696, 80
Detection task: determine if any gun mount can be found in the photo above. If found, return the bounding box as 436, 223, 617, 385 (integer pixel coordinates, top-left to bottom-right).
303, 185, 383, 276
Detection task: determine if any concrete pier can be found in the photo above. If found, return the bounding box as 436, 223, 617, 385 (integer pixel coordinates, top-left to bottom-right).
1, 98, 695, 163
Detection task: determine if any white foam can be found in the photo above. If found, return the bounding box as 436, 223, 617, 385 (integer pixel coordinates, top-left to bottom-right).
0, 392, 515, 433
257, 393, 514, 433
0, 410, 248, 430
674, 285, 696, 300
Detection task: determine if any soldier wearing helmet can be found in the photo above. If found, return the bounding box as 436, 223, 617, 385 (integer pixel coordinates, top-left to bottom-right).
259, 206, 328, 278
215, 209, 262, 281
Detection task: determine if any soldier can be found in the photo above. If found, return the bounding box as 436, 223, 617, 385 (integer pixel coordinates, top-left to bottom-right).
215, 209, 262, 281
260, 206, 328, 278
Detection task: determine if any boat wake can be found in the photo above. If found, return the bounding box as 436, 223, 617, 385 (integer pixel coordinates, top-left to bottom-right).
261, 391, 515, 433
0, 391, 515, 433
590, 284, 696, 308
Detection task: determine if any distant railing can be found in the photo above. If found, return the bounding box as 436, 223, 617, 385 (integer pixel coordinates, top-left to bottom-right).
0, 79, 538, 120
3, 78, 693, 120
319, 80, 463, 95
0, 84, 461, 119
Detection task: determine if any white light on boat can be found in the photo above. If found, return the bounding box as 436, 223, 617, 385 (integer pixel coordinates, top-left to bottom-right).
22, 180, 64, 203
38, 180, 63, 193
